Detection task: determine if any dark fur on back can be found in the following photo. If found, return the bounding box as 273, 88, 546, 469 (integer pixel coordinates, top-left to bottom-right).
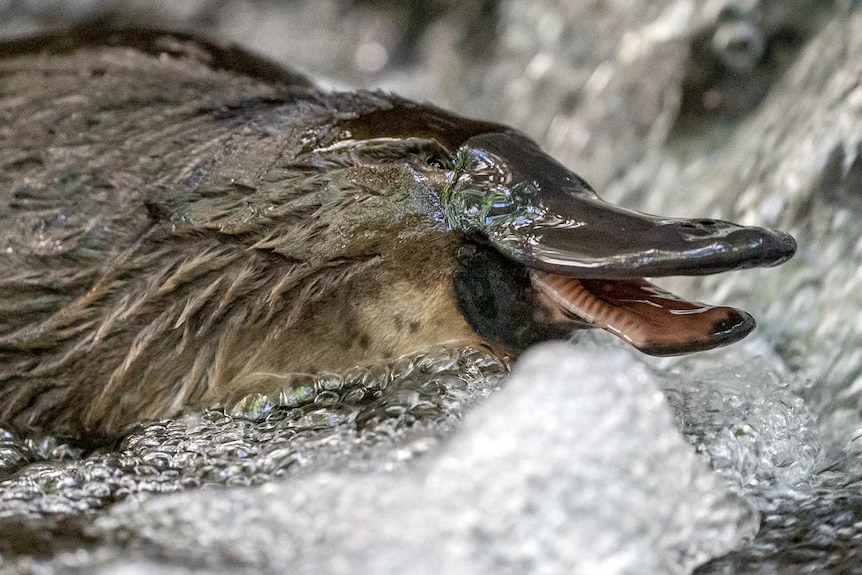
0, 32, 460, 438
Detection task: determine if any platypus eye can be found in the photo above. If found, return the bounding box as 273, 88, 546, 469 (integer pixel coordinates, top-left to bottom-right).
403, 139, 453, 171
424, 153, 452, 171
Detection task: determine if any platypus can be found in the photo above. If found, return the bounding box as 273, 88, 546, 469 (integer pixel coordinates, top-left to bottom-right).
0, 30, 795, 440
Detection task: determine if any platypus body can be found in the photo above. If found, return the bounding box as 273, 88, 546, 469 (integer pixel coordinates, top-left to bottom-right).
0, 30, 796, 440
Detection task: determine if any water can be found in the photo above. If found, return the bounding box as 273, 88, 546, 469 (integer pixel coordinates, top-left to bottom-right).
0, 308, 855, 574
0, 342, 765, 574
0, 346, 505, 521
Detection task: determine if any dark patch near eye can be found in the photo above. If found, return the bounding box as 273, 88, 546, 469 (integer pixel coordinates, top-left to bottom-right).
408, 321, 421, 334
417, 142, 454, 170
453, 244, 569, 351
349, 138, 454, 171
358, 334, 370, 349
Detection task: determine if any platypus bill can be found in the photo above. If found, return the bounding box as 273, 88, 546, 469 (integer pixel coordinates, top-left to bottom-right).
0, 30, 796, 440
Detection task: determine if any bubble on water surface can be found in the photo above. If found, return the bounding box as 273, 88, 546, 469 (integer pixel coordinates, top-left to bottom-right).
0, 346, 506, 525
657, 355, 825, 489
0, 343, 758, 575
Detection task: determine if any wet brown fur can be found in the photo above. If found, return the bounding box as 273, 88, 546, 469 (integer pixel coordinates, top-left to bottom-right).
0, 32, 482, 439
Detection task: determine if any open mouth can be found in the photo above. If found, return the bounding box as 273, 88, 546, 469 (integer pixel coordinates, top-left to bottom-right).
446, 131, 796, 356
529, 271, 753, 356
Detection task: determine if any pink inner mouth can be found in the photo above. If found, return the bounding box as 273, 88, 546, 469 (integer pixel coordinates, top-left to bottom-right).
530, 271, 754, 356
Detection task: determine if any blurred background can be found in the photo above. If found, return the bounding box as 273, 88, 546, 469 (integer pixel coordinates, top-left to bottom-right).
0, 0, 837, 188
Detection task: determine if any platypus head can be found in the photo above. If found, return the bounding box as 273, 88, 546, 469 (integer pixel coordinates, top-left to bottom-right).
318, 98, 796, 356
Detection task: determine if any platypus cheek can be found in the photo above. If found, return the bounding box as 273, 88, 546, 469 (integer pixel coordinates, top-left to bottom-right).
451, 245, 575, 352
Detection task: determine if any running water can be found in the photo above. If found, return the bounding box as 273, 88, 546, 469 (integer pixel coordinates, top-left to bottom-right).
0, 341, 770, 574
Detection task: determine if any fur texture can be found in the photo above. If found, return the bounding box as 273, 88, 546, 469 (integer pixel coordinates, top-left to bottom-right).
0, 32, 483, 438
